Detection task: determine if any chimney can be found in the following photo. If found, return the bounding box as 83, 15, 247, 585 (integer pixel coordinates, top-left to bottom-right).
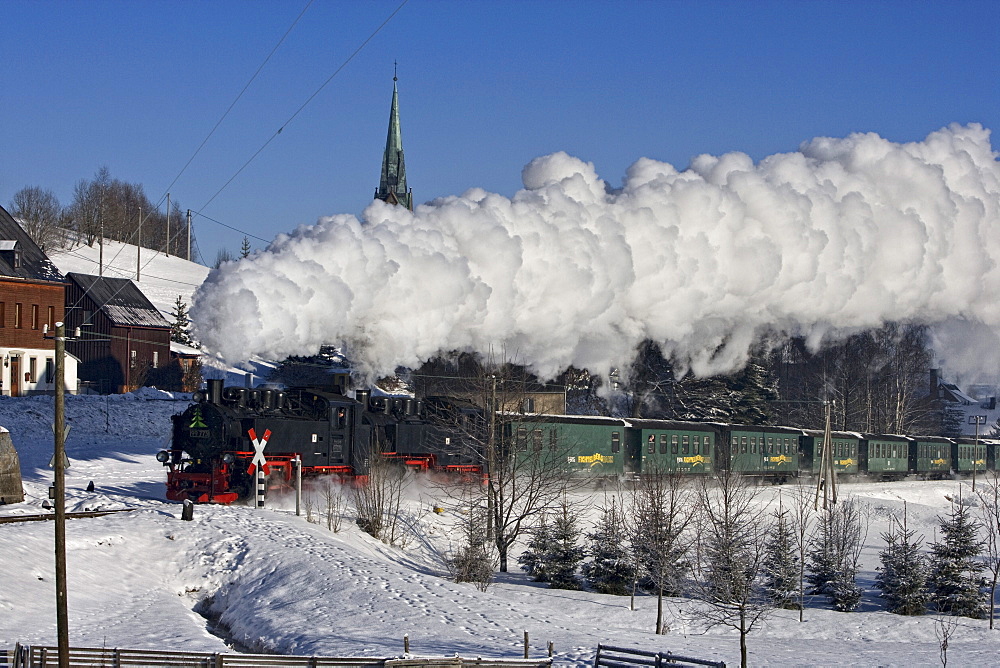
930, 368, 940, 398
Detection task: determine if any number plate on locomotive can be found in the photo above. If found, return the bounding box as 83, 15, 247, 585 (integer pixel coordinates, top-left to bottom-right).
189, 429, 211, 439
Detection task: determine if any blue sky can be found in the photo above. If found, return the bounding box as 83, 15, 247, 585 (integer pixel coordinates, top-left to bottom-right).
3, 0, 998, 264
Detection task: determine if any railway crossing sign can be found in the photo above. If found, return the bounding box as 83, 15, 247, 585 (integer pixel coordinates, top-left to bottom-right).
247, 428, 271, 475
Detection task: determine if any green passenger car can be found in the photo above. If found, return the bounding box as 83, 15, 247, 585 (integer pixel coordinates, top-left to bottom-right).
800, 430, 862, 476
861, 435, 911, 479
721, 425, 801, 480
909, 436, 952, 478
627, 420, 718, 475
951, 438, 987, 476
506, 415, 631, 477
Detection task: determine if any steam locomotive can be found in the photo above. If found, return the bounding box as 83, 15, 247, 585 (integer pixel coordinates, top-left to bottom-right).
158, 375, 481, 504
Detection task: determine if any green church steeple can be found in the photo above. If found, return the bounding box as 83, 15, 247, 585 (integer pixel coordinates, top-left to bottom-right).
375, 70, 412, 210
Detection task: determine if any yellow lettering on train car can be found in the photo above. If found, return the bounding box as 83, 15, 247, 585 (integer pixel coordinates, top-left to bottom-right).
578, 453, 614, 465
680, 455, 708, 465
932, 458, 947, 466
769, 455, 791, 465
838, 458, 856, 467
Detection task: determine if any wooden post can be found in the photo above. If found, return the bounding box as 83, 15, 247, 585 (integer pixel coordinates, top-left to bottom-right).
523, 630, 529, 659
548, 641, 554, 658
403, 634, 410, 654
54, 322, 70, 668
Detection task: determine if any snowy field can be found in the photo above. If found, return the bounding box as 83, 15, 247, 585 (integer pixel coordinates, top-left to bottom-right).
3, 392, 1000, 666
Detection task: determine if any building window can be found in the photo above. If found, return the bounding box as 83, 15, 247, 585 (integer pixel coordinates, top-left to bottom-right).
45, 358, 54, 383
28, 357, 36, 382
31, 304, 39, 330
153, 351, 159, 367
14, 303, 22, 328
47, 306, 55, 329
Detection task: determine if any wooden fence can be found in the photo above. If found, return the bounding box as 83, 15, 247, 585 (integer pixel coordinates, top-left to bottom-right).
593, 644, 725, 668
6, 645, 553, 668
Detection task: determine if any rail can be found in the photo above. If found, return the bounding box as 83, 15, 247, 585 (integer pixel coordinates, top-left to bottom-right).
8, 645, 553, 668
594, 644, 725, 668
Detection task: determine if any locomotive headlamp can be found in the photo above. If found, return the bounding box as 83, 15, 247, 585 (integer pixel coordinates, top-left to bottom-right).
156, 450, 170, 463
222, 453, 235, 464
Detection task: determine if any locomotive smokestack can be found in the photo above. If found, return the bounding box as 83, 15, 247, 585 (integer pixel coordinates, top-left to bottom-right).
207, 378, 223, 405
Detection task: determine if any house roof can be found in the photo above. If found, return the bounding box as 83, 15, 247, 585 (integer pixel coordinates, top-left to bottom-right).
67, 272, 169, 329
0, 204, 64, 282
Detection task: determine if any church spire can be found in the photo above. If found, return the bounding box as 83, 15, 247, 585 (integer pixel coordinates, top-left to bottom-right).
375, 66, 412, 210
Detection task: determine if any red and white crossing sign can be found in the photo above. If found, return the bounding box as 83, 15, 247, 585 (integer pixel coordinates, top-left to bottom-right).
247, 428, 272, 475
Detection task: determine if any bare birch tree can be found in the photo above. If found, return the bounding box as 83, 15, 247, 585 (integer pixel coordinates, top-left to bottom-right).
353, 451, 409, 545
693, 470, 771, 668
628, 466, 693, 634
978, 472, 1000, 628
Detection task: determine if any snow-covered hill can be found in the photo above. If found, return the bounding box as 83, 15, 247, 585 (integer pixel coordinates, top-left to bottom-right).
48, 240, 210, 321
3, 393, 1000, 665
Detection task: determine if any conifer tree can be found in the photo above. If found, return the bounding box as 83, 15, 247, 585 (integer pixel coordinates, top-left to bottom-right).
928, 496, 988, 618
806, 500, 865, 612
169, 295, 196, 347
875, 504, 930, 615
518, 515, 552, 582
240, 236, 252, 258
761, 506, 801, 609
582, 499, 635, 595
544, 497, 585, 590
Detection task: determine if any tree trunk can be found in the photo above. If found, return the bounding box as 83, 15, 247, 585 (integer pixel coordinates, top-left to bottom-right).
656, 586, 664, 634
740, 610, 748, 668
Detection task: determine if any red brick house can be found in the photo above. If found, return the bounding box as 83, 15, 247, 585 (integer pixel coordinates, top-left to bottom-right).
0, 204, 78, 396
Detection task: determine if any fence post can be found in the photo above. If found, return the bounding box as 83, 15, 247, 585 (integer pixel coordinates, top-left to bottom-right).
548, 641, 554, 658
404, 634, 410, 654
524, 630, 529, 659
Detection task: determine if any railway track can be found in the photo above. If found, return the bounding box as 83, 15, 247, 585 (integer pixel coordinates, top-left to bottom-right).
0, 509, 133, 524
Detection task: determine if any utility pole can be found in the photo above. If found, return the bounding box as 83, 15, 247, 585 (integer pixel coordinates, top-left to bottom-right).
815, 400, 838, 510
165, 193, 171, 256
486, 374, 496, 542
186, 209, 192, 261
136, 206, 141, 281
53, 322, 70, 667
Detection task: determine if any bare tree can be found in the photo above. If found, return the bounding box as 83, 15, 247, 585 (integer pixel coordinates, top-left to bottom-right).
628, 466, 694, 634
448, 491, 494, 591
789, 486, 814, 621
692, 470, 771, 668
977, 472, 1000, 628
427, 353, 577, 572
9, 186, 64, 252
353, 450, 409, 545
321, 479, 346, 532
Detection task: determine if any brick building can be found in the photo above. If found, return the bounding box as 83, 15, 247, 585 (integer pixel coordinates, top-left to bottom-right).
0, 205, 78, 396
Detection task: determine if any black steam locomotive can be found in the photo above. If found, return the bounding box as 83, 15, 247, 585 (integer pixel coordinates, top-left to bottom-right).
158, 375, 481, 504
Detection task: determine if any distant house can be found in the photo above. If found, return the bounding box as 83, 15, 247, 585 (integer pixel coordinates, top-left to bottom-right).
0, 204, 79, 396
64, 272, 170, 393
931, 368, 1000, 437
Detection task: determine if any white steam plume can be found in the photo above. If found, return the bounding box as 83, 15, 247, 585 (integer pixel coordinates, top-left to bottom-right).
192, 124, 1000, 384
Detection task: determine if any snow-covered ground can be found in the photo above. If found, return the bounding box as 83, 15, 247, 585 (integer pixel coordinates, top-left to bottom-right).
3, 394, 1000, 665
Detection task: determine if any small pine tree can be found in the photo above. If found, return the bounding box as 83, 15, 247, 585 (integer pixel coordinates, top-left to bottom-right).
806, 501, 864, 612
544, 498, 585, 590
582, 500, 635, 595
761, 507, 801, 609
519, 515, 552, 582
875, 505, 930, 615
928, 496, 988, 618
169, 295, 196, 347
240, 236, 252, 259
450, 500, 493, 591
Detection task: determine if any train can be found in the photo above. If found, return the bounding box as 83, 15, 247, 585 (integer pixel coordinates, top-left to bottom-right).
158, 376, 995, 504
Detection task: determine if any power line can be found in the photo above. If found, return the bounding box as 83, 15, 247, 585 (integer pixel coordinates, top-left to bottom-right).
198, 0, 410, 211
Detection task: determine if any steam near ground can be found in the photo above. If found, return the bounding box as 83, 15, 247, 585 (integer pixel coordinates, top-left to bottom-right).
192, 124, 1000, 384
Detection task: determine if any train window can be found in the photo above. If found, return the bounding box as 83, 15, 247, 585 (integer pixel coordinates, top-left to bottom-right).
731, 435, 738, 448
549, 430, 558, 451
660, 434, 668, 455
740, 435, 747, 454
517, 426, 528, 452
766, 437, 774, 453
611, 432, 621, 453
647, 434, 656, 455
532, 429, 543, 452
682, 435, 690, 455
672, 434, 679, 454
751, 437, 757, 454
692, 435, 700, 455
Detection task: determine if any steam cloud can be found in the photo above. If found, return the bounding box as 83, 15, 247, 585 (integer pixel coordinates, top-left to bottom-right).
192, 124, 1000, 385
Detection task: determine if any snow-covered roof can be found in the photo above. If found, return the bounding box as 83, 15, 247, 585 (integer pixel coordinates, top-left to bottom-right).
67, 272, 169, 329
